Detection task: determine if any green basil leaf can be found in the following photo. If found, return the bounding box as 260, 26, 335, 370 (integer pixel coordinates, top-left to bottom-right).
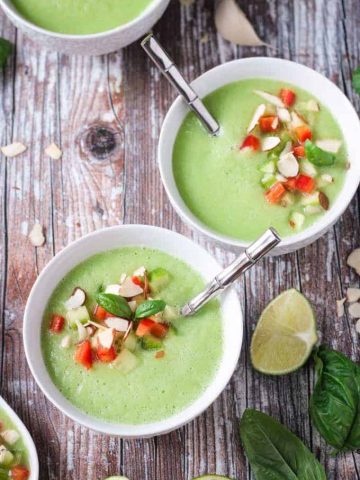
352, 67, 360, 95
96, 292, 132, 319
135, 299, 166, 319
240, 409, 326, 480
0, 38, 12, 69
310, 345, 360, 453
304, 140, 336, 166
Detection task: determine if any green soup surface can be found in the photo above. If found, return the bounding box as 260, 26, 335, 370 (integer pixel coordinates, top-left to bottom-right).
42, 247, 223, 424
11, 0, 154, 35
173, 79, 347, 242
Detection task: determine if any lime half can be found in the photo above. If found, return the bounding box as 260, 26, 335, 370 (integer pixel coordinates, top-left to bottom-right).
250, 289, 317, 375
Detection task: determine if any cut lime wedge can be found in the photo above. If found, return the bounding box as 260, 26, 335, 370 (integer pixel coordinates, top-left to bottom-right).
251, 289, 317, 375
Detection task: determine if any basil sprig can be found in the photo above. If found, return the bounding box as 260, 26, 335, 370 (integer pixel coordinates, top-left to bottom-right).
310, 345, 360, 453
96, 292, 132, 319
135, 299, 166, 319
240, 409, 326, 479
0, 38, 12, 69
305, 140, 336, 166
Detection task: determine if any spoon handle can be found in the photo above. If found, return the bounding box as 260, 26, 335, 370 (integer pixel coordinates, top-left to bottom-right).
180, 228, 281, 317
141, 34, 220, 136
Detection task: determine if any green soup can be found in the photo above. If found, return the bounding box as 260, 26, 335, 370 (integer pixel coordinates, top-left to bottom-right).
173, 79, 347, 242
0, 408, 30, 475
11, 0, 154, 35
42, 247, 223, 424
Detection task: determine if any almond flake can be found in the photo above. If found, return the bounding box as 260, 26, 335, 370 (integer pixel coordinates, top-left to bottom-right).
98, 328, 115, 349
271, 117, 279, 130
247, 103, 266, 133
306, 99, 320, 112
45, 142, 62, 160
254, 90, 285, 108
290, 111, 305, 128
277, 152, 299, 178
315, 139, 342, 154
76, 320, 88, 342
119, 276, 143, 298
64, 287, 86, 310
320, 174, 333, 184
348, 302, 360, 318
29, 223, 45, 247
133, 266, 146, 277
347, 288, 360, 303
1, 142, 27, 157
277, 107, 291, 123
336, 298, 346, 317
128, 300, 137, 312
262, 136, 281, 152
119, 273, 127, 284
347, 248, 360, 276
105, 284, 121, 295
60, 335, 72, 349
104, 317, 129, 332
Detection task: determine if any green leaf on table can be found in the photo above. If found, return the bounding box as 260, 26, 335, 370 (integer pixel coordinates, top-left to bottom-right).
305, 140, 336, 167
135, 299, 166, 319
95, 292, 132, 319
0, 38, 12, 69
352, 67, 360, 95
310, 345, 360, 453
240, 408, 326, 480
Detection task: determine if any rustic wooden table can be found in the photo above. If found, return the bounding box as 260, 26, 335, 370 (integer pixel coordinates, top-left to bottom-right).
0, 0, 359, 478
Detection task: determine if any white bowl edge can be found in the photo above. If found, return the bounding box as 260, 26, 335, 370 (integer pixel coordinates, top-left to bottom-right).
23, 225, 243, 437
158, 57, 360, 255
0, 396, 39, 479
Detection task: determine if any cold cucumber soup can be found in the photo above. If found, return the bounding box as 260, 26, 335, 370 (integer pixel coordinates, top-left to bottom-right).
42, 247, 223, 424
0, 409, 30, 479
173, 79, 348, 242
11, 0, 154, 35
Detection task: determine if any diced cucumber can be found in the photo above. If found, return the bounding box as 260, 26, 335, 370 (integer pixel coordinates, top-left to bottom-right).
124, 331, 138, 352
300, 192, 320, 206
0, 446, 13, 466
304, 205, 322, 215
141, 335, 163, 350
163, 305, 180, 322
65, 306, 90, 329
317, 173, 333, 187
148, 268, 171, 291
260, 174, 277, 189
280, 192, 295, 207
299, 158, 317, 177
114, 348, 138, 374
1, 429, 19, 445
259, 159, 276, 174
289, 211, 305, 230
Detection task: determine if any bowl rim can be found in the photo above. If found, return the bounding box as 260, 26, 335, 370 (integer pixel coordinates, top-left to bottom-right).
23, 224, 243, 437
0, 0, 167, 39
158, 57, 360, 251
0, 396, 39, 479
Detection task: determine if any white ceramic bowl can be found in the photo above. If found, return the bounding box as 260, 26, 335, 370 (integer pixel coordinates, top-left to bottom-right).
0, 396, 39, 479
0, 0, 170, 55
23, 225, 242, 437
158, 57, 360, 255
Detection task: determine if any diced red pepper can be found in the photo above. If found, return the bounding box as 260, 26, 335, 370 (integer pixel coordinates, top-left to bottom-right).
295, 174, 315, 193
295, 125, 312, 143
49, 314, 65, 334
284, 177, 297, 191
75, 340, 93, 369
93, 305, 108, 321
97, 344, 117, 363
259, 116, 279, 133
10, 466, 30, 480
136, 318, 156, 337
132, 275, 144, 287
293, 145, 305, 158
279, 88, 296, 107
240, 134, 260, 151
150, 322, 169, 339
265, 182, 286, 204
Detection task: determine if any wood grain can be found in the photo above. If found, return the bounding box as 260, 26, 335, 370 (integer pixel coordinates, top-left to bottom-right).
0, 0, 359, 478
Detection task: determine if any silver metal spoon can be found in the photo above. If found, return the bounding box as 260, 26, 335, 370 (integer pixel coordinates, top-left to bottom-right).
141, 33, 220, 136
181, 228, 281, 316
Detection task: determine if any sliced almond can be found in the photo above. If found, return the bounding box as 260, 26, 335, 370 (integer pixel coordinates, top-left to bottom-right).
119, 277, 143, 298
277, 152, 299, 178
275, 173, 287, 182
60, 334, 72, 349
64, 287, 86, 310
1, 142, 27, 157
290, 111, 305, 128
347, 288, 360, 303
306, 99, 320, 112
128, 300, 137, 312
119, 273, 127, 284
280, 141, 293, 157
347, 248, 360, 275
336, 298, 346, 317
45, 142, 62, 160
97, 328, 115, 349
105, 284, 121, 295
356, 319, 360, 335
76, 320, 88, 342
315, 139, 342, 154
104, 317, 129, 332
271, 117, 279, 130
247, 103, 266, 133
320, 174, 333, 184
133, 266, 146, 277
277, 107, 291, 123
253, 90, 285, 108
348, 302, 360, 318
29, 223, 45, 247
319, 192, 329, 211
262, 136, 281, 152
